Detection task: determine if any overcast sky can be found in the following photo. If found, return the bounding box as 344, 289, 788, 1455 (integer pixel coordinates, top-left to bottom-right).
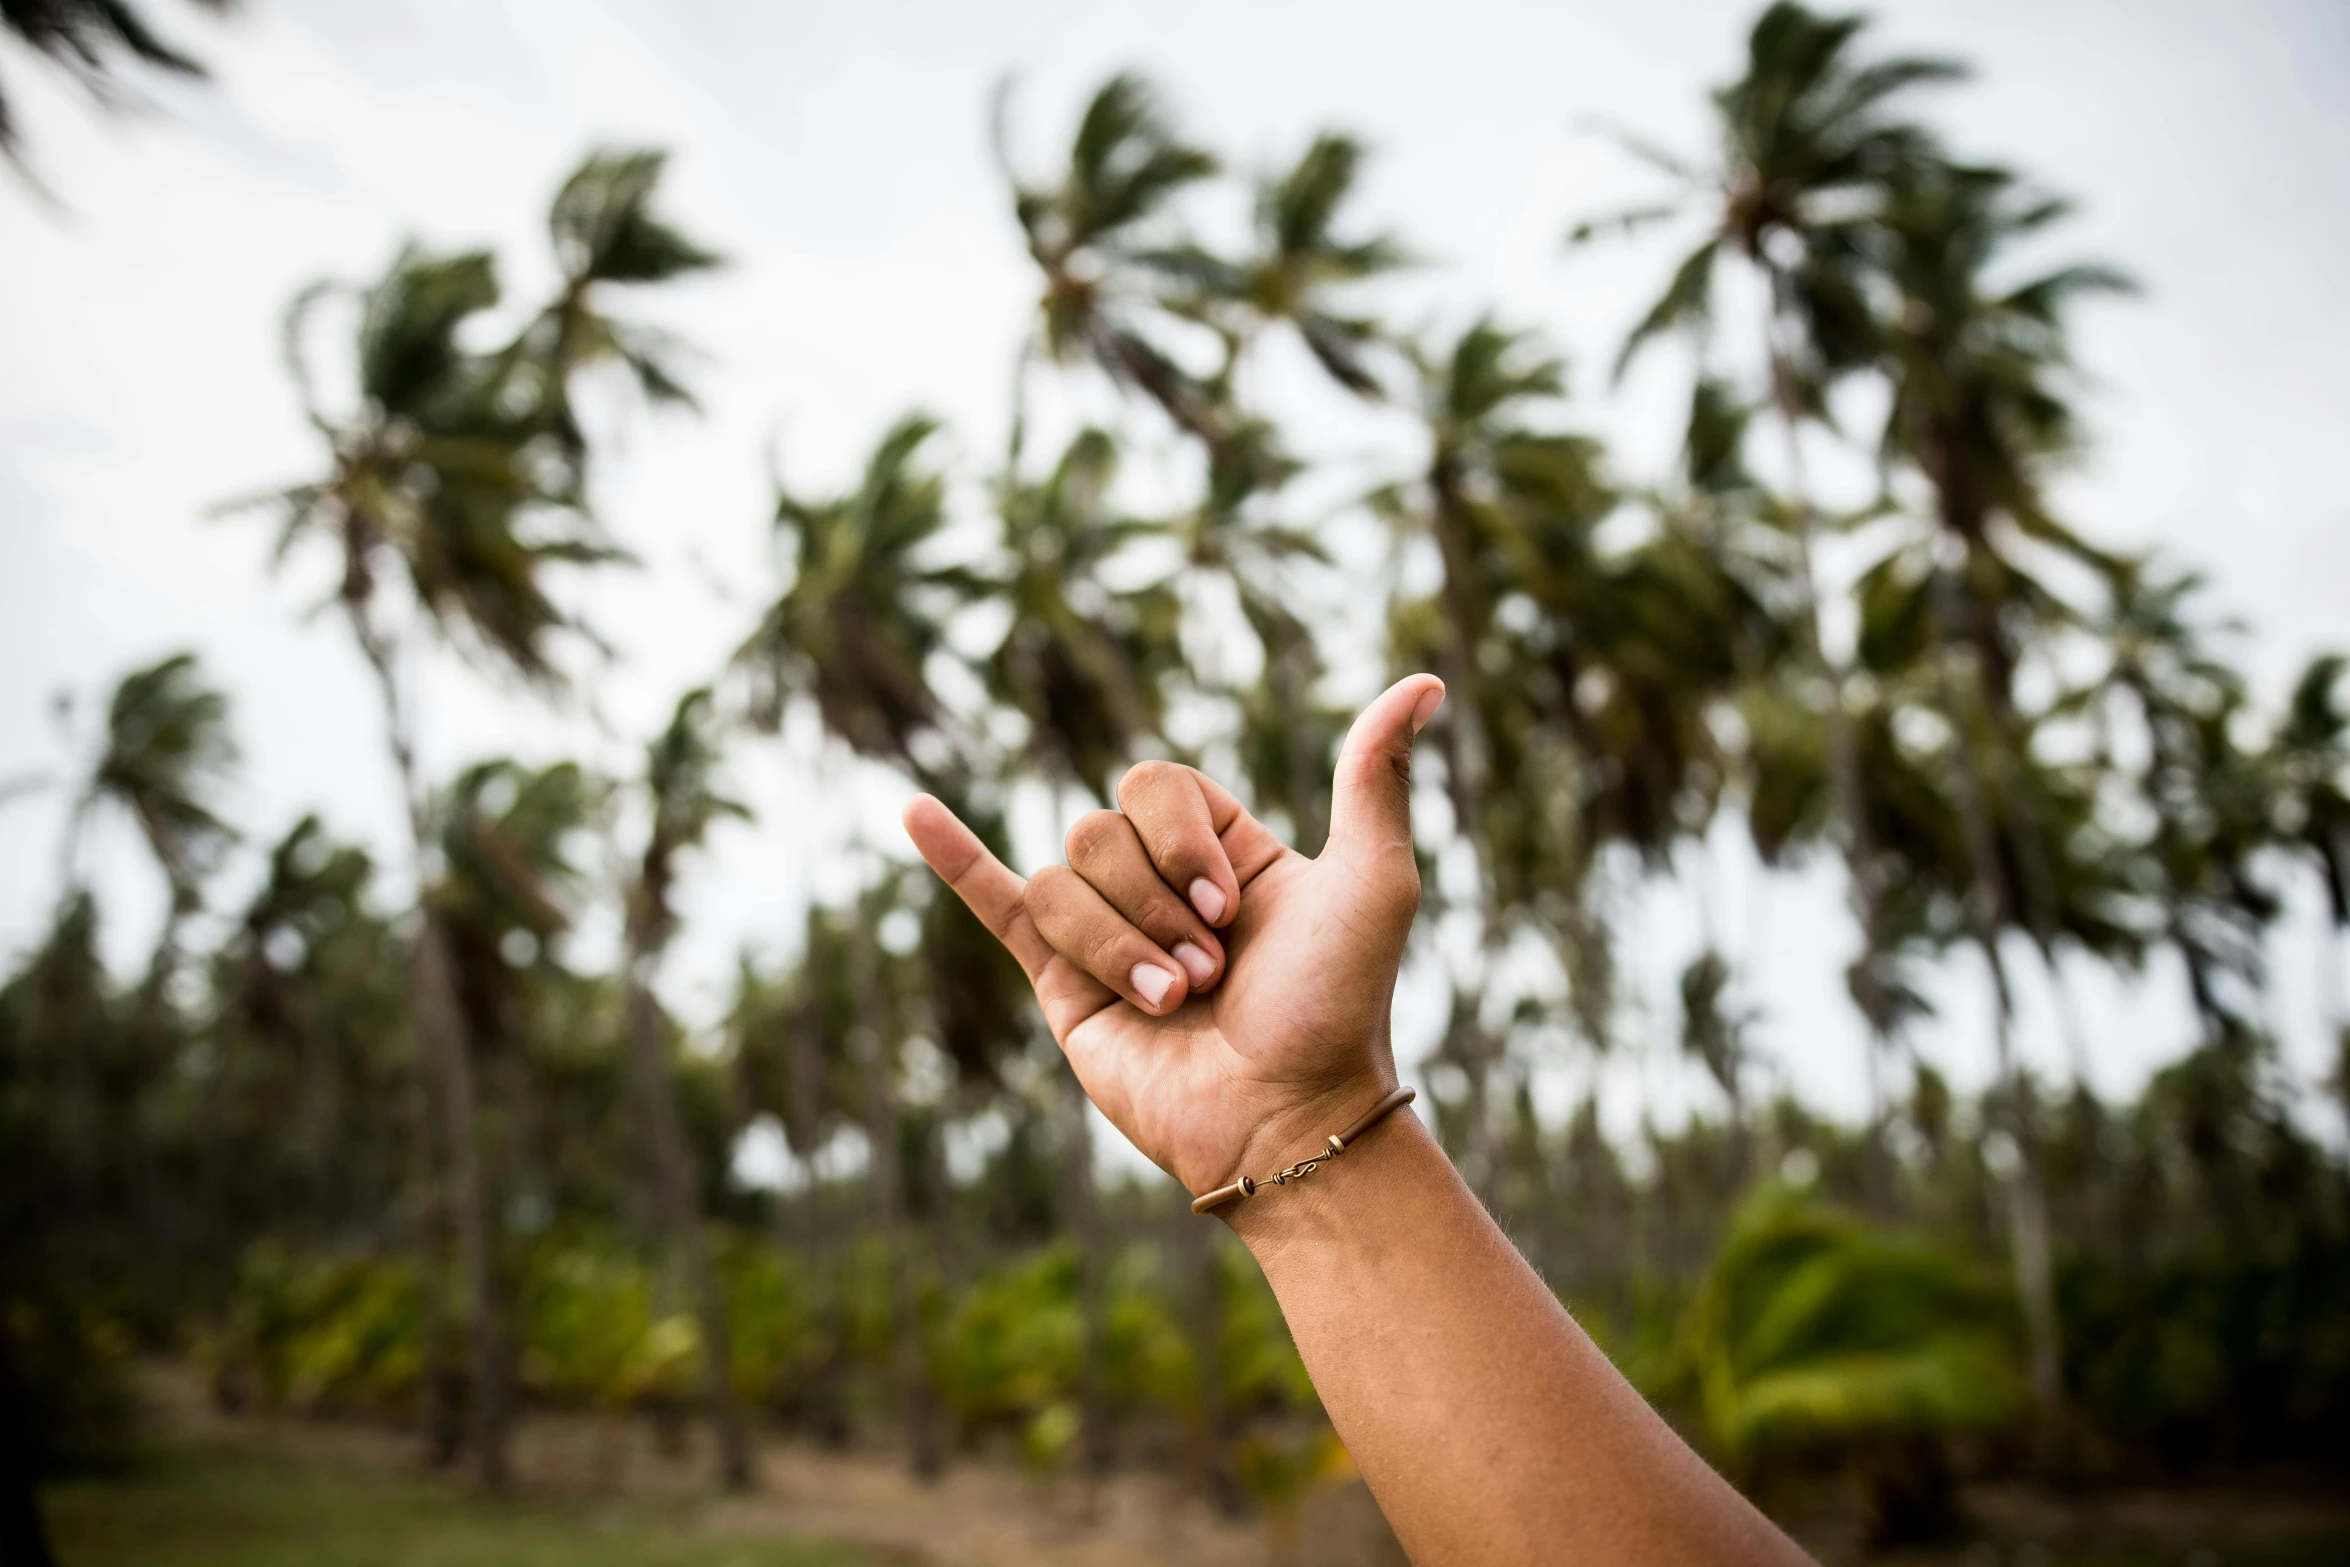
4, 0, 2346, 1166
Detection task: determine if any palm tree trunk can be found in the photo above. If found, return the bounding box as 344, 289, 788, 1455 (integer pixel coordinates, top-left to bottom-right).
777, 1011, 849, 1446
1428, 456, 1507, 1202
1764, 309, 1900, 1207
622, 964, 754, 1491
854, 929, 941, 1481
1982, 938, 2063, 1411
350, 608, 512, 1489
126, 898, 187, 1264
412, 916, 510, 1488
405, 1035, 465, 1466
1922, 564, 2065, 1413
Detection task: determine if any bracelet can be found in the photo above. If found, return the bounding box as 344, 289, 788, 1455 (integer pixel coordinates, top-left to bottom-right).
1189, 1086, 1417, 1215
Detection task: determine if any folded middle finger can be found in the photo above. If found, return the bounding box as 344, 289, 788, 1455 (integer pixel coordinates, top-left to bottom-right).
1063, 810, 1225, 992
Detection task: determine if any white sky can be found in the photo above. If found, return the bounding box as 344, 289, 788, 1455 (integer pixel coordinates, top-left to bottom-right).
3, 0, 2346, 1168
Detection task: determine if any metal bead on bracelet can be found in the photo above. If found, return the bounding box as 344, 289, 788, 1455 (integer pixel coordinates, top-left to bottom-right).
1189, 1086, 1417, 1216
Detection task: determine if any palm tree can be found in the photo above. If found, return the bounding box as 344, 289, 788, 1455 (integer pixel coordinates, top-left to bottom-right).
69, 653, 238, 1012
972, 424, 1190, 1476
734, 415, 976, 1478
50, 654, 237, 1289
995, 71, 1220, 458
1588, 0, 1962, 1139
425, 756, 609, 1430
1383, 317, 1616, 1191
0, 0, 231, 162
622, 689, 754, 1489
251, 242, 625, 1487
2094, 563, 2279, 1052
1167, 128, 1403, 850
996, 107, 1403, 1474
214, 815, 404, 1233
504, 148, 724, 495
1871, 158, 2135, 1409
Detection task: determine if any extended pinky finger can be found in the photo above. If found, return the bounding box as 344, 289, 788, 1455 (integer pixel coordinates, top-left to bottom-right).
902, 795, 1052, 981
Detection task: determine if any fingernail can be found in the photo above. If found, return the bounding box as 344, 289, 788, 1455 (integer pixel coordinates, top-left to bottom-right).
1189, 878, 1227, 923
1172, 942, 1215, 987
1410, 684, 1445, 734
1131, 964, 1178, 1008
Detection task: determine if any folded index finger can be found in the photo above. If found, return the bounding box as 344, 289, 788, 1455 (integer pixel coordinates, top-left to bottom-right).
902, 795, 1053, 982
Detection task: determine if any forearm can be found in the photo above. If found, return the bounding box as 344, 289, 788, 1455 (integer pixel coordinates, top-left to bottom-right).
1229, 1109, 1809, 1567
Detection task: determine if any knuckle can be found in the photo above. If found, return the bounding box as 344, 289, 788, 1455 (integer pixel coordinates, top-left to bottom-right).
1066, 809, 1126, 865
1087, 924, 1136, 976
1117, 758, 1178, 807
1024, 864, 1074, 914
1147, 821, 1202, 872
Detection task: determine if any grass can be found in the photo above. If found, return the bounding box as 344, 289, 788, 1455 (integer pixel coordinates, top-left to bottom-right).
41, 1441, 878, 1567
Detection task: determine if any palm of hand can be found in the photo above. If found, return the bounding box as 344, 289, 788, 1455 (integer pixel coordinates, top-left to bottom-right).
1063, 847, 1411, 1195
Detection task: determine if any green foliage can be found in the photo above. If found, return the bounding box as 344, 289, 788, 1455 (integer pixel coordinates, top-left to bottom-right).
519, 1234, 699, 1411
926, 1243, 1194, 1454
718, 1242, 824, 1408
1664, 1185, 2024, 1471
211, 1245, 425, 1416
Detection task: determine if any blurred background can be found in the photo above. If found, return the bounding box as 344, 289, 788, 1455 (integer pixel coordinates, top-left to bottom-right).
3, 1, 2347, 1563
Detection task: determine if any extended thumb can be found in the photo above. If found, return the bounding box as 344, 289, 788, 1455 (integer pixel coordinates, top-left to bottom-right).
1325, 674, 1444, 858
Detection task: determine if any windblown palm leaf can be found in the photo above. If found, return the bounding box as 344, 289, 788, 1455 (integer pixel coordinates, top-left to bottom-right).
981, 427, 1181, 798
507, 148, 724, 486
998, 72, 1222, 445
628, 687, 749, 960
1590, 0, 1960, 393
262, 247, 625, 687
79, 651, 237, 911
0, 0, 231, 157
1153, 131, 1403, 398
431, 759, 605, 957
735, 414, 974, 780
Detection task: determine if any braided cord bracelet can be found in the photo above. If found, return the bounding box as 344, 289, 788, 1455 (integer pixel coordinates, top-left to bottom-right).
1189, 1086, 1418, 1215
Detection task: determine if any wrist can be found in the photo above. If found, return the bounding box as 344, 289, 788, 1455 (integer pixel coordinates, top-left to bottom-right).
1222, 1100, 1437, 1255
1212, 1063, 1409, 1223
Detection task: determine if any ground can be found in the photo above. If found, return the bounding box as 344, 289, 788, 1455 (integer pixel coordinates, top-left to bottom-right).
36, 1369, 2350, 1566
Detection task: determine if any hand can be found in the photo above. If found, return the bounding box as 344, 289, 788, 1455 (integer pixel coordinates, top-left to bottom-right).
902, 674, 1445, 1199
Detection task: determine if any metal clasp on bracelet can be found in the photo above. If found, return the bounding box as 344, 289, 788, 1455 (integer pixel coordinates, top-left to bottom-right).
1190, 1087, 1415, 1215
1270, 1134, 1353, 1188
